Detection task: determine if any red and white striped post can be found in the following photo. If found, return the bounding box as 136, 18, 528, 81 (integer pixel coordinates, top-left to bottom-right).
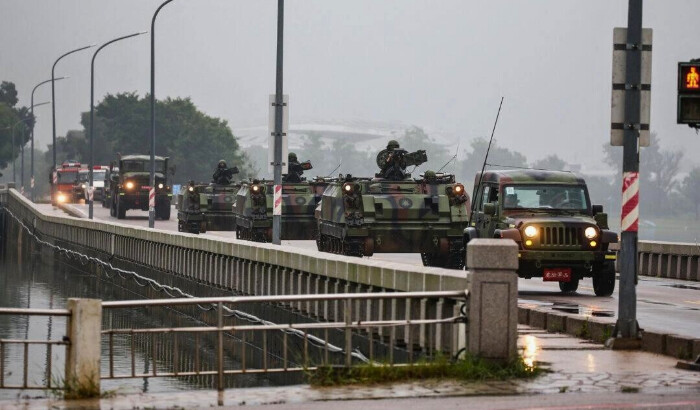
149, 187, 156, 213
273, 184, 282, 216
621, 172, 639, 232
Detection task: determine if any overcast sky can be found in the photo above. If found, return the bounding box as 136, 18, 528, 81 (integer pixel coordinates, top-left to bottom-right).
2, 0, 700, 171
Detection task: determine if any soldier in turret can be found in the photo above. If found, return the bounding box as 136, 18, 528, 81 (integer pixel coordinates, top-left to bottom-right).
283, 152, 313, 183
212, 160, 239, 185
376, 140, 428, 181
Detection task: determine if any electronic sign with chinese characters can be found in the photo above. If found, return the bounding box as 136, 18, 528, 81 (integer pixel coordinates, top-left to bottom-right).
677, 61, 700, 126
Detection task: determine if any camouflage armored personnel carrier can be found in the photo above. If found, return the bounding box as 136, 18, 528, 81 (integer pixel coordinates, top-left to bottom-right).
233, 154, 327, 242
316, 143, 471, 269
177, 181, 207, 233
176, 161, 240, 234
233, 177, 331, 242
176, 181, 240, 234
465, 169, 618, 296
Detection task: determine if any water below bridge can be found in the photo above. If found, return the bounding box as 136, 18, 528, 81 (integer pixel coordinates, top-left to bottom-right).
0, 234, 343, 399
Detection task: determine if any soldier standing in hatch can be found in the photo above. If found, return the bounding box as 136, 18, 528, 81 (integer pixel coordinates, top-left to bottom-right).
212, 160, 238, 185
283, 153, 313, 183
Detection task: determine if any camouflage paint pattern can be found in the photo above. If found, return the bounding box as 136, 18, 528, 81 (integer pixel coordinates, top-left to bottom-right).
176, 182, 240, 233
316, 173, 470, 268
468, 169, 618, 294
234, 178, 333, 242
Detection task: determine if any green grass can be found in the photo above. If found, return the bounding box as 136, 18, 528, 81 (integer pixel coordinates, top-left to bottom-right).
308, 354, 544, 387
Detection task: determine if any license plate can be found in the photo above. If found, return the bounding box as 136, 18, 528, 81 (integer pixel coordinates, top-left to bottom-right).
543, 268, 571, 282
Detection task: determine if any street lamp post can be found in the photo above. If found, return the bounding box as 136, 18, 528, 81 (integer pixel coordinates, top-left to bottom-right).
51, 45, 95, 174
89, 31, 148, 220
149, 0, 176, 229
30, 79, 64, 201
272, 0, 285, 245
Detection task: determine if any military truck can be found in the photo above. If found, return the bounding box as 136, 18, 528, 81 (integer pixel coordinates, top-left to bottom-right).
176, 181, 240, 234
233, 178, 331, 242
316, 154, 471, 269
109, 155, 173, 220
464, 169, 618, 296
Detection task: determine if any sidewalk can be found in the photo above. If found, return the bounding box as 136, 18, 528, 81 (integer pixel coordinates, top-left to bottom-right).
3, 325, 698, 409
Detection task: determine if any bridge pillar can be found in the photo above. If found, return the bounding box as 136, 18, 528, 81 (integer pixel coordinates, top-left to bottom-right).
466, 239, 518, 361
65, 298, 102, 398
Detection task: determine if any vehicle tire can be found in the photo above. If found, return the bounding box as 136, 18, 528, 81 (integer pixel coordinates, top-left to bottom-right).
110, 197, 116, 217
177, 220, 184, 232
116, 199, 126, 219
559, 279, 579, 293
157, 202, 171, 220
593, 264, 616, 297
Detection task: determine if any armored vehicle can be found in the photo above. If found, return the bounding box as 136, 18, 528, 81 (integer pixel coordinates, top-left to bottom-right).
316, 170, 470, 268
176, 181, 240, 234
176, 181, 207, 233
465, 169, 618, 296
109, 154, 172, 220
233, 178, 331, 242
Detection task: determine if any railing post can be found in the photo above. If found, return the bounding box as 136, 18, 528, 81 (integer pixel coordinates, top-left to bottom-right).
466, 239, 519, 362
65, 298, 102, 398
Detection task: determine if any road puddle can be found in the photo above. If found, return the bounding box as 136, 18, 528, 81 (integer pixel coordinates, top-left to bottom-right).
551, 303, 614, 317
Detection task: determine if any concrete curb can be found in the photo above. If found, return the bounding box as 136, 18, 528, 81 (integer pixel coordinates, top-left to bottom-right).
58, 203, 88, 219
517, 305, 700, 360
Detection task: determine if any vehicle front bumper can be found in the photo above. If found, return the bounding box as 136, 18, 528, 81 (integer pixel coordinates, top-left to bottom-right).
517, 249, 616, 278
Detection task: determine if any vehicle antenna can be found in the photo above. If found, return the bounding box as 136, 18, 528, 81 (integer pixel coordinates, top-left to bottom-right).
437, 139, 460, 173
325, 161, 342, 178
468, 97, 504, 227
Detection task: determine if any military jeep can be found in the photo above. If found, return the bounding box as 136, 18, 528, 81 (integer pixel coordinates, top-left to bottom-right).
464, 170, 618, 296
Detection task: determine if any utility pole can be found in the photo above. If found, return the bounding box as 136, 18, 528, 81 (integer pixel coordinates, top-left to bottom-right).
615, 0, 643, 343
272, 0, 285, 245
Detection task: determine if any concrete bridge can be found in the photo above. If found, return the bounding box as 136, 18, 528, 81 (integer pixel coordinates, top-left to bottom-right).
1, 185, 528, 395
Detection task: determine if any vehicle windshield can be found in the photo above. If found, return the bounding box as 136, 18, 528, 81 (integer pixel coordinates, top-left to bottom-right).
502, 185, 589, 211
77, 172, 89, 182
94, 170, 106, 180
121, 160, 165, 173
56, 171, 77, 184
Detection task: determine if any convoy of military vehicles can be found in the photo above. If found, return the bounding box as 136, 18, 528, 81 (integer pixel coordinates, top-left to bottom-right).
47, 138, 619, 296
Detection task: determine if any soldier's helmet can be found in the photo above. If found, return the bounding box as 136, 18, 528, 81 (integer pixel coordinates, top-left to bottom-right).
218, 160, 227, 169
387, 140, 400, 150
424, 170, 437, 182
288, 152, 298, 162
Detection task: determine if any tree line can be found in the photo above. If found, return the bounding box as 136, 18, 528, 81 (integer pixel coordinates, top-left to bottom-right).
1, 82, 698, 222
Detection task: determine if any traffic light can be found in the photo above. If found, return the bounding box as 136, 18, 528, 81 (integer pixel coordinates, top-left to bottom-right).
677, 61, 700, 126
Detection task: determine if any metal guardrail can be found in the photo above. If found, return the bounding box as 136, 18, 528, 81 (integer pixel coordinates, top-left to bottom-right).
0, 291, 467, 392
101, 291, 467, 391
0, 308, 71, 390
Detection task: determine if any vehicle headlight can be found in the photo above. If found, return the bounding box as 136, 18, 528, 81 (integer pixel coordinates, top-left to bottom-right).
81, 183, 87, 189
343, 183, 354, 193
56, 193, 66, 203
524, 225, 538, 238
158, 183, 164, 189
188, 186, 194, 192
252, 185, 265, 194
584, 227, 598, 239
125, 181, 135, 190
453, 183, 464, 195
